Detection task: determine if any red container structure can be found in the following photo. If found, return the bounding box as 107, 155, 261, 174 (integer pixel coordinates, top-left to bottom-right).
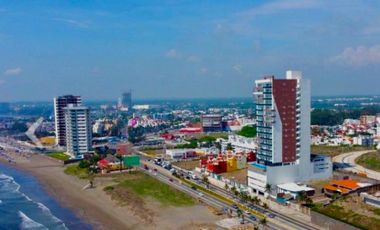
206, 154, 227, 174
246, 151, 256, 162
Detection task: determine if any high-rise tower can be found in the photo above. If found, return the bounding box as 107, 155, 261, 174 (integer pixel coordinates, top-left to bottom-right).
54, 95, 81, 146
248, 71, 331, 194
64, 105, 92, 157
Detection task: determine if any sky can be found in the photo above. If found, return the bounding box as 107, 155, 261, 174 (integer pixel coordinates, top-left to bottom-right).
1, 0, 380, 101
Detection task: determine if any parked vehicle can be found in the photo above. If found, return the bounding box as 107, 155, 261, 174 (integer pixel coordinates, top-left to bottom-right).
248, 215, 257, 221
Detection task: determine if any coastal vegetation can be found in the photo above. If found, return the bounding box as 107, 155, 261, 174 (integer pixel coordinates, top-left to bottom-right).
105, 171, 195, 207
356, 151, 380, 172
47, 152, 70, 161
64, 164, 89, 179
311, 145, 372, 157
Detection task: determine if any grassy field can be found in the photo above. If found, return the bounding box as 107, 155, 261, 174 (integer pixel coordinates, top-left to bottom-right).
47, 152, 70, 161
64, 164, 89, 179
311, 145, 372, 157
356, 151, 380, 172
107, 171, 195, 207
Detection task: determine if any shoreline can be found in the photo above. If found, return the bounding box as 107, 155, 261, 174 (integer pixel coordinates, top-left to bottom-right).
0, 153, 134, 230
0, 151, 221, 230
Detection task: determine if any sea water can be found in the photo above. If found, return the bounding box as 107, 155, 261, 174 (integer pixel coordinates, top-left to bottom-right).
0, 163, 92, 230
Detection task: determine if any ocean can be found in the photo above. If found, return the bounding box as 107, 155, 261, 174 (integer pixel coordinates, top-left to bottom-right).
0, 162, 92, 230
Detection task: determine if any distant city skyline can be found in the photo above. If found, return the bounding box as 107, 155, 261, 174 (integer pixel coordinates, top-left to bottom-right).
1, 1, 380, 101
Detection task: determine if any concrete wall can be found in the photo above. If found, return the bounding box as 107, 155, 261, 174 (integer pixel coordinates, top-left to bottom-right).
267, 163, 299, 185
311, 211, 359, 230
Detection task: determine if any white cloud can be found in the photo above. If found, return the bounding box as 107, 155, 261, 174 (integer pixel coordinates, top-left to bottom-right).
200, 67, 208, 74
53, 18, 90, 28
165, 49, 181, 58
330, 45, 380, 66
233, 64, 243, 74
187, 55, 201, 62
4, 67, 22, 76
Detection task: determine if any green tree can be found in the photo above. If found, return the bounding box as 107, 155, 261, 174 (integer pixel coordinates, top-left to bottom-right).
260, 217, 267, 226
265, 184, 272, 194
297, 191, 307, 204
237, 125, 257, 137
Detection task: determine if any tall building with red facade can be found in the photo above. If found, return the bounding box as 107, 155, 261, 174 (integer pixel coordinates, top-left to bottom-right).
248, 71, 332, 195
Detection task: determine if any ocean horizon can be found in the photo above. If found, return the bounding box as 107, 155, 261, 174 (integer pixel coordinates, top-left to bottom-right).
0, 162, 92, 230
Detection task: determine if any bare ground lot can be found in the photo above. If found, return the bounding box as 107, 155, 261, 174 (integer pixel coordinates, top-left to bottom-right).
314, 194, 380, 230
173, 159, 200, 171
221, 168, 248, 185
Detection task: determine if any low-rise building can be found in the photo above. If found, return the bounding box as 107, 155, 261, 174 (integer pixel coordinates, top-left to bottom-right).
201, 114, 223, 132
221, 134, 258, 153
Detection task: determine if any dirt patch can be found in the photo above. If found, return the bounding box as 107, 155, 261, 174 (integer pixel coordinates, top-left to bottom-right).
221, 168, 248, 185
173, 160, 200, 171
105, 185, 155, 223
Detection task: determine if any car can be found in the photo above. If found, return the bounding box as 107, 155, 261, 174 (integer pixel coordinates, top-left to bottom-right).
153, 168, 158, 172
244, 210, 251, 215
185, 176, 191, 180
169, 178, 174, 182
248, 215, 257, 221
198, 192, 204, 197
267, 213, 275, 218
144, 164, 149, 170
231, 204, 239, 209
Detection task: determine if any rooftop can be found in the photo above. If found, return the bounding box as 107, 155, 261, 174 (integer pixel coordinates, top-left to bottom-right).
277, 183, 314, 193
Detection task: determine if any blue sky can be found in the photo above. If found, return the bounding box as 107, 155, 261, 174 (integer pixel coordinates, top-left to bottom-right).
1, 0, 380, 101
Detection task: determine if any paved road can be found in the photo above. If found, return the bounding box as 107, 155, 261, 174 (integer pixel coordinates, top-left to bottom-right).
333, 150, 380, 180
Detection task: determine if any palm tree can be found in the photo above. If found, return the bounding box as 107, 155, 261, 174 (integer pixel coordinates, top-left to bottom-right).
202, 175, 210, 188
305, 197, 313, 206
260, 217, 267, 224
252, 196, 261, 206
262, 202, 268, 209
231, 186, 237, 194
297, 191, 307, 204
265, 184, 271, 194
224, 183, 229, 191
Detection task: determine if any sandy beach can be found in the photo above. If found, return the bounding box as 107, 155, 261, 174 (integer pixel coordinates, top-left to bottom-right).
0, 151, 220, 230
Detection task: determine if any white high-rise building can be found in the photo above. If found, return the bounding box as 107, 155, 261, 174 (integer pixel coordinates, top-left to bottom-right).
248, 71, 332, 195
64, 105, 92, 157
